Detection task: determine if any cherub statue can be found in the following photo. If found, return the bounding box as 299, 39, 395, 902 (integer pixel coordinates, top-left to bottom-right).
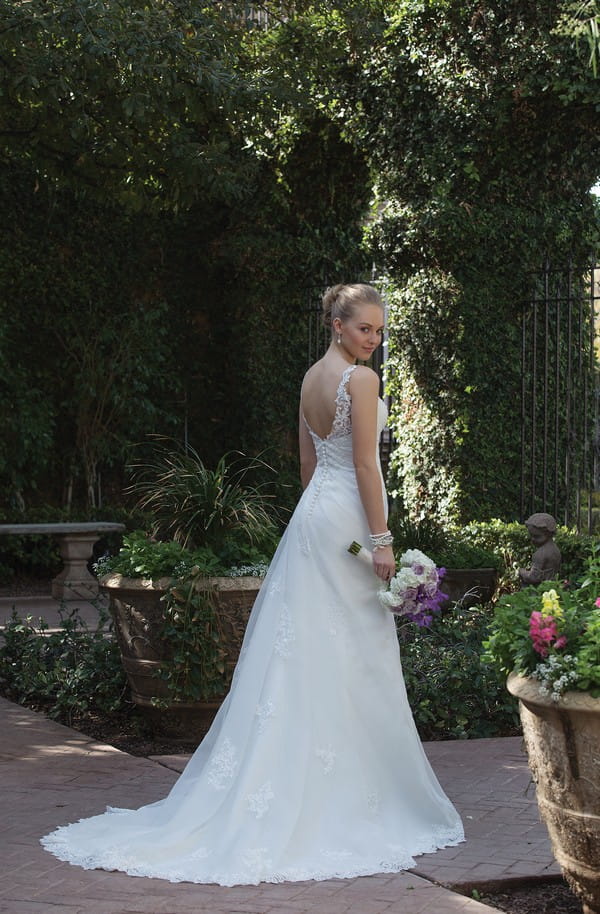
518, 513, 561, 586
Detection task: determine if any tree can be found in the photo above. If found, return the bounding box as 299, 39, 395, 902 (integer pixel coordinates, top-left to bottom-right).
346, 0, 600, 521
0, 0, 260, 208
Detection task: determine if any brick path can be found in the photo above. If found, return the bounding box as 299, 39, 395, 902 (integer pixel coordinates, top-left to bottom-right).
0, 594, 560, 913
0, 696, 560, 914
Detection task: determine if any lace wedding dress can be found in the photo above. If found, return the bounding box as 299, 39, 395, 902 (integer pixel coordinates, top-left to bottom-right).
41, 364, 464, 885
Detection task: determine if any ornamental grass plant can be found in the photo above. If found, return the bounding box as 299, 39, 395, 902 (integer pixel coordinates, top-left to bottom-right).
125, 440, 281, 555
93, 444, 280, 708
484, 543, 600, 700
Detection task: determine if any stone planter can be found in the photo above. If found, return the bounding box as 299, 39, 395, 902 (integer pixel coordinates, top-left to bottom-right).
100, 573, 262, 740
507, 673, 600, 914
440, 567, 498, 608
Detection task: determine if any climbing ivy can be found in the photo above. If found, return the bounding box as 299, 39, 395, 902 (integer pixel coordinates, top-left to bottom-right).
2, 0, 599, 526
347, 1, 600, 522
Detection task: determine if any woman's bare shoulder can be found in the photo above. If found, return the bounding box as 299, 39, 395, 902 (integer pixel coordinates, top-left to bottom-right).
348, 364, 379, 392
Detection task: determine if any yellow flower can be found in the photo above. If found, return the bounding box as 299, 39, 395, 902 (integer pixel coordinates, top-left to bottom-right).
541, 588, 562, 618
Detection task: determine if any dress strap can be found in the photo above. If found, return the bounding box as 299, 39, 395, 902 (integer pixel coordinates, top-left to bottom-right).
330, 364, 357, 439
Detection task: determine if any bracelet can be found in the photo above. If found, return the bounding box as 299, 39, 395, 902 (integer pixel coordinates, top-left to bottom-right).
369, 531, 394, 549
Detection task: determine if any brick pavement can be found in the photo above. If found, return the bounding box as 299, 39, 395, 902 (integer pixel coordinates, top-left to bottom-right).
0, 696, 560, 914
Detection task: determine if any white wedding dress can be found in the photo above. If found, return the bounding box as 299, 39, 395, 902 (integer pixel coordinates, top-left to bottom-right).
41, 364, 464, 885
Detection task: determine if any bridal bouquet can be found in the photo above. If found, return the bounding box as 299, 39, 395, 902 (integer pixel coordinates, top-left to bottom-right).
348, 542, 447, 627
379, 549, 448, 626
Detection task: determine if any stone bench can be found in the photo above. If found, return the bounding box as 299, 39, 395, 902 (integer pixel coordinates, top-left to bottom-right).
0, 522, 125, 601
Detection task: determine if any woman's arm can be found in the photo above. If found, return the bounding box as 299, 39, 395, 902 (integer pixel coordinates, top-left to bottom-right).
299, 404, 317, 489
349, 367, 395, 581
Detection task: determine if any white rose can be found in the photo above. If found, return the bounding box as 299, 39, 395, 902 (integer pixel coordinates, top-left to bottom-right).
379, 589, 400, 609
394, 567, 420, 592
400, 549, 436, 575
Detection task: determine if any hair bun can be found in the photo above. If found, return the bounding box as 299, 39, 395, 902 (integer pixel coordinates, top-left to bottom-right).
320, 282, 383, 331
322, 284, 344, 328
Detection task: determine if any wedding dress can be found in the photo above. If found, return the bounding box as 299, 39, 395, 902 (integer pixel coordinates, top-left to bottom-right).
41, 364, 464, 885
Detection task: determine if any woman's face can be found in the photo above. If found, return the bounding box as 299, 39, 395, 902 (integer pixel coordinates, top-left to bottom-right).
335, 303, 384, 361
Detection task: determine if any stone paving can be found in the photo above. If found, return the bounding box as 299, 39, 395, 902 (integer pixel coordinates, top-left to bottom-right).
0, 594, 561, 913
0, 593, 109, 633
0, 696, 561, 914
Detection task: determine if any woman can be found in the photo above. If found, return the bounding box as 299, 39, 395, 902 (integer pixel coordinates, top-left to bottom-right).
42, 283, 463, 885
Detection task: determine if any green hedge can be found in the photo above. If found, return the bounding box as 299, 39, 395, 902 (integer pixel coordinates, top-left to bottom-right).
0, 116, 369, 517
400, 605, 520, 741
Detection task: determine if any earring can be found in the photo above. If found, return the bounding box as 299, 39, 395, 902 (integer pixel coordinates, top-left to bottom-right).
337, 333, 342, 344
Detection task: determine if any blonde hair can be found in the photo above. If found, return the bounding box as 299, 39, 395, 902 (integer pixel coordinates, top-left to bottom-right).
322, 283, 383, 331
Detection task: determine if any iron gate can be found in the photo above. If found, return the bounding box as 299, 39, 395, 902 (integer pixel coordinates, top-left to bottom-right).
520, 259, 600, 532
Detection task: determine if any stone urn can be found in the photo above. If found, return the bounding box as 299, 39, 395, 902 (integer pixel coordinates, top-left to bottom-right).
100, 573, 262, 740
507, 673, 600, 914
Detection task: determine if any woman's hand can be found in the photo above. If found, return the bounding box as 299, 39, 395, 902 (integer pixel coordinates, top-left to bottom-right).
372, 545, 395, 583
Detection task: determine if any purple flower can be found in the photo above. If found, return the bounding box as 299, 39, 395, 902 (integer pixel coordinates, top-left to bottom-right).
380, 550, 447, 628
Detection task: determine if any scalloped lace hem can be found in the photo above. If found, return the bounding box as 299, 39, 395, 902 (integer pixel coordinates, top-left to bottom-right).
40, 822, 465, 886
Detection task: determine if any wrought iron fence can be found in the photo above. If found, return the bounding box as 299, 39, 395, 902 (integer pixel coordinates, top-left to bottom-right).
520, 259, 600, 532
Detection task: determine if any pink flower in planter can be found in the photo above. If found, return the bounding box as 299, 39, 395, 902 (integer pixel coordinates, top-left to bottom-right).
595, 597, 600, 608
529, 610, 560, 657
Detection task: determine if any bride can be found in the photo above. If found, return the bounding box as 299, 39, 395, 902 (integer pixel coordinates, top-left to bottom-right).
41, 283, 464, 885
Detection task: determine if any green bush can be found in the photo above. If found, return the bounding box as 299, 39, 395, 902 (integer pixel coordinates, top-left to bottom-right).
0, 607, 129, 724
388, 512, 502, 571
389, 514, 595, 587
399, 604, 520, 740
96, 530, 274, 580
460, 519, 596, 584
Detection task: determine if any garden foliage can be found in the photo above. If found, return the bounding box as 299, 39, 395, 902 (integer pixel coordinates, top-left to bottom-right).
0, 607, 128, 723
485, 543, 600, 698
399, 605, 520, 740
0, 1, 369, 514
0, 1, 599, 527
346, 1, 600, 523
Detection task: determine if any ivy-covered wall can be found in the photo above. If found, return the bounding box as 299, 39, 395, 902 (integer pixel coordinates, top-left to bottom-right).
0, 166, 181, 511
0, 119, 369, 515
3, 0, 600, 528
352, 2, 600, 524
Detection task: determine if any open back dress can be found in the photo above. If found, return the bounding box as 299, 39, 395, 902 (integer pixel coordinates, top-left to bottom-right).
41, 363, 464, 885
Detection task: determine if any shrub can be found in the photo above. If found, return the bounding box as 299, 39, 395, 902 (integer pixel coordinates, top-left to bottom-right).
388, 512, 502, 570
390, 514, 595, 586
95, 530, 273, 580
460, 519, 596, 584
399, 604, 520, 740
0, 607, 129, 724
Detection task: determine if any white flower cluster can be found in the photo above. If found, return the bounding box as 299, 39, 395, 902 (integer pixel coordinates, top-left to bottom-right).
533, 654, 580, 702
225, 563, 270, 578
378, 548, 439, 614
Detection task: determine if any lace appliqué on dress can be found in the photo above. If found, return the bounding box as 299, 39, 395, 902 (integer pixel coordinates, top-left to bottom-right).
255, 700, 276, 733
367, 791, 381, 815
207, 737, 238, 791
274, 603, 294, 658
247, 782, 275, 819
329, 364, 357, 439
327, 601, 347, 638
268, 578, 282, 596
241, 847, 273, 874
316, 746, 336, 775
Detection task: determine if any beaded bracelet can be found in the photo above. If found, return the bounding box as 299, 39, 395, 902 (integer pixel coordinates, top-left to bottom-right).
369, 531, 394, 550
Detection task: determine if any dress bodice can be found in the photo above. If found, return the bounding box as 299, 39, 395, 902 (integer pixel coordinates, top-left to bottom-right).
303, 364, 388, 471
